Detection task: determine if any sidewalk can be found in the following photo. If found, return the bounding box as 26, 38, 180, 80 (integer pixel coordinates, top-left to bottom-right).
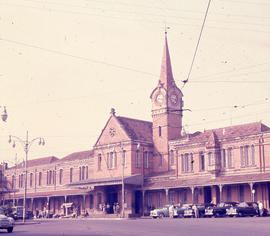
15, 220, 41, 225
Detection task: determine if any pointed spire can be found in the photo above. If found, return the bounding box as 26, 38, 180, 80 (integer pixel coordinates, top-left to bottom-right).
159, 32, 175, 89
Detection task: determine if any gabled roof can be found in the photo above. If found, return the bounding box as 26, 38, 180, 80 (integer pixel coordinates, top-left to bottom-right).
176, 122, 270, 145
117, 116, 153, 143
59, 150, 94, 162
9, 156, 59, 169
206, 131, 219, 148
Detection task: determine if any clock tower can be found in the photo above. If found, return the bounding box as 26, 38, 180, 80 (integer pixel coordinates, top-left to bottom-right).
150, 32, 183, 171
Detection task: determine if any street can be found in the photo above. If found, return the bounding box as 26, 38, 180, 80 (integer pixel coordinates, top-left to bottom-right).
4, 217, 270, 236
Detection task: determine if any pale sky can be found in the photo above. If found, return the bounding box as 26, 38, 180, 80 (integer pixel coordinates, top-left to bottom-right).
0, 0, 269, 166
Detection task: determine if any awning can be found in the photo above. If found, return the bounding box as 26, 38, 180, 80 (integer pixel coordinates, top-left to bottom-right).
67, 174, 143, 189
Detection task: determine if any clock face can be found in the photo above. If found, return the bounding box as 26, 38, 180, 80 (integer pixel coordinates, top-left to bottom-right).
170, 94, 178, 104
109, 127, 116, 137
156, 94, 164, 104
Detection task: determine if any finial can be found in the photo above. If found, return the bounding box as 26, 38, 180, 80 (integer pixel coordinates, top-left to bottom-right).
110, 108, 116, 116
165, 24, 170, 36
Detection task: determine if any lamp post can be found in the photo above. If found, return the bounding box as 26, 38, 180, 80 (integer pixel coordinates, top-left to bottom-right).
0, 106, 8, 122
8, 131, 45, 223
0, 106, 7, 205
120, 143, 125, 218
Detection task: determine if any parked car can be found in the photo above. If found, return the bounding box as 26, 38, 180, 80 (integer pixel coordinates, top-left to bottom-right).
197, 203, 216, 218
150, 205, 170, 218
11, 206, 23, 220
183, 203, 215, 218
0, 214, 15, 233
150, 205, 179, 218
226, 202, 259, 217
174, 204, 192, 218
205, 202, 238, 218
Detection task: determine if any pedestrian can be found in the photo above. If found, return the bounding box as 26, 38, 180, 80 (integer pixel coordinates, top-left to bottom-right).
116, 203, 120, 216
192, 204, 199, 218
169, 204, 174, 218
106, 203, 110, 214
36, 209, 39, 218
258, 201, 264, 217
43, 206, 46, 218
113, 203, 116, 214
102, 204, 106, 214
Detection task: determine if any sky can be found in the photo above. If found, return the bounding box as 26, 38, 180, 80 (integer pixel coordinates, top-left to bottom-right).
0, 0, 270, 166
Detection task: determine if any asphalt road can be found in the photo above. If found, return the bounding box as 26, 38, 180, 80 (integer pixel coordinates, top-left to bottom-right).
3, 217, 270, 236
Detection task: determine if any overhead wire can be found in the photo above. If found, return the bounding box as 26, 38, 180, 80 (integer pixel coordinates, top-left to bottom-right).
0, 37, 157, 77
181, 0, 212, 89
2, 0, 270, 32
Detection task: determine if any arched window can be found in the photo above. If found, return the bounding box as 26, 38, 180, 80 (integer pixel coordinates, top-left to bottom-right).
29, 173, 33, 187
86, 166, 88, 179
199, 152, 205, 171
82, 166, 84, 180
98, 154, 102, 170
136, 150, 140, 168
70, 168, 73, 183
12, 175, 15, 189
59, 169, 63, 185
170, 150, 175, 166
39, 172, 42, 186
251, 145, 255, 165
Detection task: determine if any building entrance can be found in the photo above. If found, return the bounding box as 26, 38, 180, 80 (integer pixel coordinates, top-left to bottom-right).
135, 191, 142, 215
106, 188, 118, 214
204, 186, 212, 203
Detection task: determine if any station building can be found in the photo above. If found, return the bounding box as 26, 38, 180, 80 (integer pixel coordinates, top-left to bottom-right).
2, 34, 270, 217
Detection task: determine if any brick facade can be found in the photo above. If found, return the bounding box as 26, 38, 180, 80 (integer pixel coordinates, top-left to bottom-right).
2, 34, 270, 218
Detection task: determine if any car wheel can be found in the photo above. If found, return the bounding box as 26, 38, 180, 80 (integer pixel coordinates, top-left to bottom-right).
158, 213, 165, 219
7, 227, 13, 233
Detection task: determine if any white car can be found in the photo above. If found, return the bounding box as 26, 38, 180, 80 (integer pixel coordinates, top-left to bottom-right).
0, 214, 15, 233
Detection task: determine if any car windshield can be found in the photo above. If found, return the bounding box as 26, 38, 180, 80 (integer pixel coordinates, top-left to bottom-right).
239, 202, 249, 207
182, 204, 191, 209
247, 202, 258, 207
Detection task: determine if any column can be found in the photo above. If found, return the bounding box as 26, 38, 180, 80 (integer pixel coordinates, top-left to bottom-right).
31, 198, 34, 211
191, 187, 195, 204
218, 185, 223, 203
47, 197, 50, 213
142, 190, 145, 216
175, 150, 179, 178
249, 182, 254, 202
83, 195, 86, 215
165, 188, 169, 204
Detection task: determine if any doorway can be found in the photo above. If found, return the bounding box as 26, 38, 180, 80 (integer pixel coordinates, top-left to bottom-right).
204, 186, 212, 203
106, 189, 118, 214
135, 191, 142, 215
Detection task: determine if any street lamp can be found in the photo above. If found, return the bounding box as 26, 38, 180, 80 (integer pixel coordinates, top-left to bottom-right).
8, 131, 45, 223
0, 106, 8, 122
120, 143, 125, 218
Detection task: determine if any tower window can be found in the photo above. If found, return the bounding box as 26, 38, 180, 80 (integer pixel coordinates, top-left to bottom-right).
158, 126, 162, 137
